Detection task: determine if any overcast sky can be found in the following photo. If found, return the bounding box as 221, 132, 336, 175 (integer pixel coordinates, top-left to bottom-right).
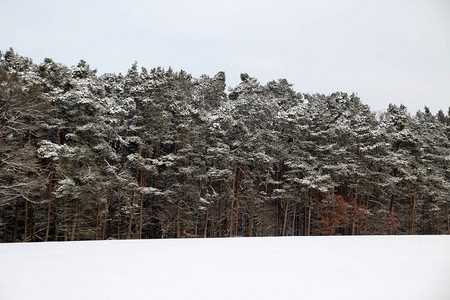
1, 0, 449, 114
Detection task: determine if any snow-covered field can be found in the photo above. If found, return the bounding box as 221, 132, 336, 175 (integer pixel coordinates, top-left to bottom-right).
1, 236, 449, 300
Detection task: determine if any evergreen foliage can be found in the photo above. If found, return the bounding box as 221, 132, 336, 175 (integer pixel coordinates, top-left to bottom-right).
1, 49, 449, 242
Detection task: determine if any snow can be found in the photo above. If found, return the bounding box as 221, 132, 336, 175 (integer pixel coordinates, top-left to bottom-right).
1, 236, 449, 300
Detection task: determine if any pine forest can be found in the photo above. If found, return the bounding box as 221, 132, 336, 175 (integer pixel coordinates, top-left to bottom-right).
1, 48, 449, 243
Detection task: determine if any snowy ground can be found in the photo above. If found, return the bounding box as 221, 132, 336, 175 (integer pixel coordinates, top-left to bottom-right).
1, 236, 449, 300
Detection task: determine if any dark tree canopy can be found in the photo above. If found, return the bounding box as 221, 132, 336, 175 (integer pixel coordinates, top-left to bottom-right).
1, 49, 449, 242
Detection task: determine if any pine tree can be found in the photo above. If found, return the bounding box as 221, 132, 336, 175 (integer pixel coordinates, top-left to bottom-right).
0, 64, 52, 242
413, 107, 450, 233
2, 49, 450, 241
381, 104, 422, 234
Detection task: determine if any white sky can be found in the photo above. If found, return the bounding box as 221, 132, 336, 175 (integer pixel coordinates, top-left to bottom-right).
1, 0, 449, 114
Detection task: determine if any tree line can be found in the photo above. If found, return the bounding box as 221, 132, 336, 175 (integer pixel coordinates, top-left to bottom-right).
0, 48, 449, 242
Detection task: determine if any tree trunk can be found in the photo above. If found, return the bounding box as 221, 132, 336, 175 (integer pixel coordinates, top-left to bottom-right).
95, 202, 101, 239
276, 165, 281, 236
23, 199, 28, 242
307, 206, 311, 236
117, 213, 121, 240
23, 117, 32, 242
176, 201, 181, 238
63, 198, 68, 241
127, 192, 136, 239
282, 199, 289, 236
235, 168, 245, 237
411, 184, 416, 234
291, 202, 297, 236
352, 183, 358, 235
71, 199, 79, 241
44, 163, 54, 242
247, 183, 260, 237
389, 194, 395, 235
203, 207, 209, 238
13, 203, 19, 242
139, 170, 146, 239
102, 187, 114, 240
229, 165, 238, 237
29, 204, 35, 242
53, 206, 58, 241
306, 193, 312, 237
262, 168, 269, 237
218, 183, 223, 237
447, 203, 449, 235
57, 128, 61, 146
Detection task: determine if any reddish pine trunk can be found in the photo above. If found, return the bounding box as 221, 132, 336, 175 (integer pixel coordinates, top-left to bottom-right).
352, 186, 358, 236
282, 199, 289, 236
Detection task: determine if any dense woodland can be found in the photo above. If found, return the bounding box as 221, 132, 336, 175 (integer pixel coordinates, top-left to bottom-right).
0, 48, 449, 243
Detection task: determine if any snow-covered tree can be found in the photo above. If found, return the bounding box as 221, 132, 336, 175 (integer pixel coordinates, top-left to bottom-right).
2, 49, 449, 241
